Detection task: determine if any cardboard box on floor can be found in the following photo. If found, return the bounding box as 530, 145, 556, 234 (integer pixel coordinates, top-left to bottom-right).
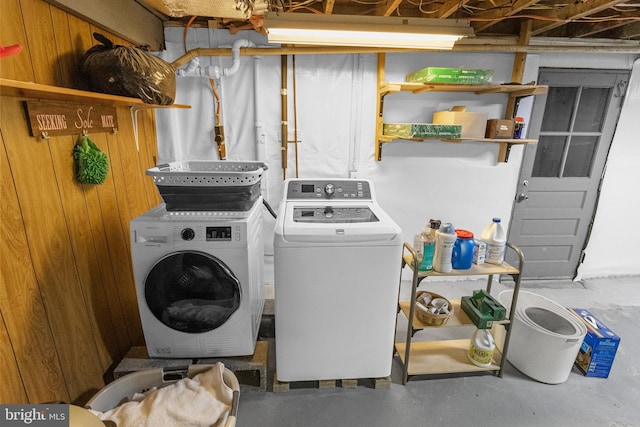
571, 309, 620, 378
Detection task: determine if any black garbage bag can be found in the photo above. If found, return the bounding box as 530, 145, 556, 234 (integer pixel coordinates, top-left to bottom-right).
79, 33, 176, 105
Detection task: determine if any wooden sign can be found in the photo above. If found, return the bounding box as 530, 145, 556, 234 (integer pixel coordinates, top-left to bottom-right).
25, 101, 118, 137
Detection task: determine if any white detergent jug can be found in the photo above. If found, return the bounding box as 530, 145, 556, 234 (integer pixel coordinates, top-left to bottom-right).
480, 218, 506, 265
468, 329, 496, 368
433, 223, 457, 273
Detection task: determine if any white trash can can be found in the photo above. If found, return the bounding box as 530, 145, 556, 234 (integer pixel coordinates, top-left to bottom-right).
500, 290, 587, 384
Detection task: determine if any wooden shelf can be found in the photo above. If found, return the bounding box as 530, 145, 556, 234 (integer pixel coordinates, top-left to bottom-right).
403, 254, 519, 277
0, 78, 190, 109
400, 300, 472, 329
374, 53, 549, 162
399, 300, 511, 331
395, 340, 502, 376
380, 82, 548, 98
379, 134, 537, 144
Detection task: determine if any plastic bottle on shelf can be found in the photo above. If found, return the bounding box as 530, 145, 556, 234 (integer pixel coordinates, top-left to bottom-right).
418, 220, 440, 271
451, 229, 474, 270
480, 218, 507, 265
433, 222, 457, 273
468, 329, 496, 368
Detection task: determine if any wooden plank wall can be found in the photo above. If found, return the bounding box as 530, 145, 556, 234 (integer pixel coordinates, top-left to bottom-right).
0, 0, 162, 404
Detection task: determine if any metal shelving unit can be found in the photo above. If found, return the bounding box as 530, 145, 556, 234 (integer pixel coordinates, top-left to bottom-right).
395, 242, 524, 384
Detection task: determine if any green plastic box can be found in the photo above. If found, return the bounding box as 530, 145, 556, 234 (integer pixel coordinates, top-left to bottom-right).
382, 123, 462, 139
461, 290, 506, 329
406, 67, 494, 84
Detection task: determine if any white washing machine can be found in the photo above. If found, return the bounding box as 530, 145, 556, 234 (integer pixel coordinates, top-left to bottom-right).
274, 179, 402, 381
130, 199, 264, 358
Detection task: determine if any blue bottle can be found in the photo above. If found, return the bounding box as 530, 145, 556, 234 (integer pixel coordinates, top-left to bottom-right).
452, 229, 474, 270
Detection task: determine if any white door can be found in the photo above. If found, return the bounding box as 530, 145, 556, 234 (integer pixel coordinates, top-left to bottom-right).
507, 69, 629, 279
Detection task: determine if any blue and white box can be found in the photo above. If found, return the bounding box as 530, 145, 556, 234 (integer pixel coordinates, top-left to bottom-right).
572, 309, 620, 378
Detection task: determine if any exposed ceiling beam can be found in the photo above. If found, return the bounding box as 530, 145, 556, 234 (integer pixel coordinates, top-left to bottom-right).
471, 0, 540, 33
531, 0, 623, 35
596, 21, 640, 39
437, 0, 473, 19
323, 0, 335, 15
375, 0, 404, 17
557, 11, 640, 38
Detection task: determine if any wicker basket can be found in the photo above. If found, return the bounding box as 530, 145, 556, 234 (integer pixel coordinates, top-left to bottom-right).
415, 291, 453, 326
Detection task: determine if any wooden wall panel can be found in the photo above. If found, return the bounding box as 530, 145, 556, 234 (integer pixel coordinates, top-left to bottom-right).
49, 134, 119, 371
0, 125, 69, 404
0, 0, 33, 81
21, 0, 63, 86
2, 99, 106, 402
94, 130, 144, 344
1, 0, 163, 404
139, 110, 163, 206
0, 315, 29, 404
50, 7, 78, 88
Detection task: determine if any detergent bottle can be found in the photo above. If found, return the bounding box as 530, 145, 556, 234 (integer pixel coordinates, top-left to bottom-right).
414, 220, 439, 271
433, 223, 457, 273
468, 329, 496, 368
480, 218, 507, 265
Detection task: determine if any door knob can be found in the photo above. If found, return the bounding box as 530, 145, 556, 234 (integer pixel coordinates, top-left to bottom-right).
517, 193, 529, 202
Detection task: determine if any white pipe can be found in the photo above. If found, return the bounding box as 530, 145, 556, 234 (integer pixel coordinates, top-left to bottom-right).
175, 39, 255, 79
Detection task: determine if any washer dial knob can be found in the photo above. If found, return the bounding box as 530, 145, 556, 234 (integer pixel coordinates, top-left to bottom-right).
181, 228, 195, 241
324, 183, 335, 197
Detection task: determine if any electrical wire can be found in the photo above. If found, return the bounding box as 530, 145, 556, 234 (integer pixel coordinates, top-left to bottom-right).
183, 15, 197, 53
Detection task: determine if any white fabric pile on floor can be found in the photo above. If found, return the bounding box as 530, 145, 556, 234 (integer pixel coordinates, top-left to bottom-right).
91, 363, 234, 427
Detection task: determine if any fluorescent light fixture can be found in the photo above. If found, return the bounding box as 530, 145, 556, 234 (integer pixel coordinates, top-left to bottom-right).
263, 13, 474, 50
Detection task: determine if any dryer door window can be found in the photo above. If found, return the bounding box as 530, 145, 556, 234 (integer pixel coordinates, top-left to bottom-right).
144, 251, 241, 333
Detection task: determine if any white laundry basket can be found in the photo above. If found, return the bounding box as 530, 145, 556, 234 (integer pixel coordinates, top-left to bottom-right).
499, 290, 587, 384
86, 364, 239, 427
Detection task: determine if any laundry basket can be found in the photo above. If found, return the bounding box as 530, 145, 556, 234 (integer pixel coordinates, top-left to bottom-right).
86, 364, 239, 427
147, 161, 267, 211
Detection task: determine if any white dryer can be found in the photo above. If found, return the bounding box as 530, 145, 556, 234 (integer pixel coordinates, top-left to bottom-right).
274, 179, 402, 381
130, 199, 264, 358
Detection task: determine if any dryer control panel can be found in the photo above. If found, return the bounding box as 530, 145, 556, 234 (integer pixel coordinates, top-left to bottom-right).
286, 180, 372, 200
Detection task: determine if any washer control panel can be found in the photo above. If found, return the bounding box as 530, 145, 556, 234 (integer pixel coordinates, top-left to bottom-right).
293, 206, 379, 223
286, 180, 371, 200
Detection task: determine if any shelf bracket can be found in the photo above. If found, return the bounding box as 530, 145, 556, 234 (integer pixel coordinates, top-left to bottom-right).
130, 106, 141, 152
498, 142, 512, 163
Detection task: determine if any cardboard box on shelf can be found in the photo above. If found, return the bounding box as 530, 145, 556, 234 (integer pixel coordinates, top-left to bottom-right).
485, 119, 515, 139
571, 309, 620, 378
406, 67, 494, 84
473, 239, 486, 265
432, 106, 488, 139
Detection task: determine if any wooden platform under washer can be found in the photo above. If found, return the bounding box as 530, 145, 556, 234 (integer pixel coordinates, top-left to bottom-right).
114, 340, 269, 392
273, 372, 391, 393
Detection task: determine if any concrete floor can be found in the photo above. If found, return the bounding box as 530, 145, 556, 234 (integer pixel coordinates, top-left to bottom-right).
237, 273, 639, 427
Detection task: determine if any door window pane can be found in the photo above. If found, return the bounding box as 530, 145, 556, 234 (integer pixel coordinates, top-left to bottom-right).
542, 87, 578, 132
532, 136, 567, 177
564, 136, 598, 177
574, 88, 610, 132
